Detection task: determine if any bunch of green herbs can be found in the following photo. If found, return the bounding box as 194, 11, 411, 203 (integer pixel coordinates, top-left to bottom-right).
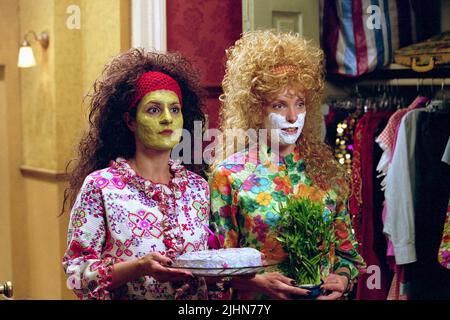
276, 197, 335, 286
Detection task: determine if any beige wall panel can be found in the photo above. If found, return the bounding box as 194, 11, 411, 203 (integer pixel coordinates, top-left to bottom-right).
0, 0, 131, 299
54, 0, 84, 172
0, 0, 28, 299
20, 0, 57, 170
23, 177, 61, 299
0, 67, 13, 285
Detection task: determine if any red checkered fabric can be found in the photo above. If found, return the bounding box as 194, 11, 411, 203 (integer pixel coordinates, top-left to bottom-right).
129, 71, 182, 110
377, 110, 407, 152
377, 96, 429, 153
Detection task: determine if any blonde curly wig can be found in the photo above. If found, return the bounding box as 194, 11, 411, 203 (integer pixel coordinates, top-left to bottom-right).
212, 30, 349, 198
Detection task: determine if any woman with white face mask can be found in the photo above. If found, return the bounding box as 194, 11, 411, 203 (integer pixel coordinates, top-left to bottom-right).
208, 30, 365, 300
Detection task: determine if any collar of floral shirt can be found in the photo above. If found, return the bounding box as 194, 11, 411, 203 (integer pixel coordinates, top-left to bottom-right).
255, 142, 304, 172
112, 157, 189, 201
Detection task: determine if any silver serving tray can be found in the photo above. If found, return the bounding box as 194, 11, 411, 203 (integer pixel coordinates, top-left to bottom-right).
167, 264, 275, 277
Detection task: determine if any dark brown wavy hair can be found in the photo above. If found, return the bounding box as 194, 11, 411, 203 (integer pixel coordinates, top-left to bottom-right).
62, 48, 206, 214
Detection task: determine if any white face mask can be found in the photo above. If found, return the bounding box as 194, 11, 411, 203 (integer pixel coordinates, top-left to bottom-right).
265, 112, 306, 145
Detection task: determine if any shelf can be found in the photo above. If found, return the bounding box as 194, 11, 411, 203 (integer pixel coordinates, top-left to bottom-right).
327, 64, 450, 86
357, 78, 450, 86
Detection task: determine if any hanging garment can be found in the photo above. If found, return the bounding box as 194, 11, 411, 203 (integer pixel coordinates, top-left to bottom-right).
387, 268, 409, 300
325, 107, 350, 147
376, 97, 428, 259
442, 137, 450, 164
320, 0, 416, 77
334, 112, 361, 175
409, 111, 450, 299
356, 110, 393, 300
349, 115, 367, 244
384, 109, 425, 265
383, 109, 426, 300
372, 120, 393, 272
376, 96, 429, 190
438, 198, 450, 270
439, 138, 450, 270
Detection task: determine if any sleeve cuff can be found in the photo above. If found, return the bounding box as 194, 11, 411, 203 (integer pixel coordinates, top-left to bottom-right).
78, 257, 123, 300
333, 258, 362, 281
393, 244, 417, 265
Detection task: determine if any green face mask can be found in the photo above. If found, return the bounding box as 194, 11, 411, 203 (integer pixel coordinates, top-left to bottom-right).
134, 90, 183, 151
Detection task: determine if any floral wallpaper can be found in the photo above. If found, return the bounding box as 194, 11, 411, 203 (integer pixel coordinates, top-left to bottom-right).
167, 0, 242, 129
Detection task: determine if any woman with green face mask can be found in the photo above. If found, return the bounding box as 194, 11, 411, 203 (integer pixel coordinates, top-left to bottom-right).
62, 49, 210, 300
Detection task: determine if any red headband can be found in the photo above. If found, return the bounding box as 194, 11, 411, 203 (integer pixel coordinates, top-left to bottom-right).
129, 71, 183, 110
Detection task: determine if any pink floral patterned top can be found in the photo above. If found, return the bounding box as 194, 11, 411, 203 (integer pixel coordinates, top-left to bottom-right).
62, 158, 210, 300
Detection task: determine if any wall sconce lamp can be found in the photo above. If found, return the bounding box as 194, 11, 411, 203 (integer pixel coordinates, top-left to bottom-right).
17, 31, 50, 68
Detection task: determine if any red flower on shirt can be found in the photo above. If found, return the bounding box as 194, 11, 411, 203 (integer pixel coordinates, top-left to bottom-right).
66, 240, 98, 260
338, 239, 354, 252
273, 175, 293, 195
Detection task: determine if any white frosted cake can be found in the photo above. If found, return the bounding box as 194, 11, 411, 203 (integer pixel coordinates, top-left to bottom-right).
173, 248, 262, 270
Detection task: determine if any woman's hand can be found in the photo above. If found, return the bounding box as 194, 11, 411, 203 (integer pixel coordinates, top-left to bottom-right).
137, 252, 194, 283
248, 272, 310, 300
316, 273, 349, 300
261, 252, 268, 266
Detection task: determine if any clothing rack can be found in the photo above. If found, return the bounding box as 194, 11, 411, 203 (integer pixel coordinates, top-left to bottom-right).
325, 79, 449, 114
324, 92, 450, 300
327, 63, 450, 85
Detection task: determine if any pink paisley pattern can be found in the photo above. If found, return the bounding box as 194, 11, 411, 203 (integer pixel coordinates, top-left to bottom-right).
62, 158, 210, 300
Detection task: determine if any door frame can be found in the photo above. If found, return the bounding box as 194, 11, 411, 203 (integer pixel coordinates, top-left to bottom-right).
131, 0, 167, 52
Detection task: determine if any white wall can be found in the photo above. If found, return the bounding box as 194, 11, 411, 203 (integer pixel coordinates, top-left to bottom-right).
242, 0, 320, 45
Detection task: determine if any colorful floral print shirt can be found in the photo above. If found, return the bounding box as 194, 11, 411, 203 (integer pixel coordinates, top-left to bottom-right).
62, 158, 210, 300
209, 145, 366, 299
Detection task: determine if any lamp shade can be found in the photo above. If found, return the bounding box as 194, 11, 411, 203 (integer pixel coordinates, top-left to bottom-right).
18, 45, 36, 68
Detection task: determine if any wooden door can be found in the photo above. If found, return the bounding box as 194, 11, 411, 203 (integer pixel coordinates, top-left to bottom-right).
0, 65, 14, 299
